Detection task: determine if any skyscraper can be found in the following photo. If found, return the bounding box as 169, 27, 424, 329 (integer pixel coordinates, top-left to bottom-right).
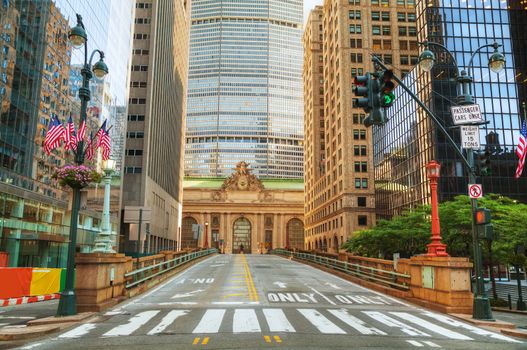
121, 0, 190, 253
303, 0, 419, 252
185, 0, 304, 179
373, 0, 527, 219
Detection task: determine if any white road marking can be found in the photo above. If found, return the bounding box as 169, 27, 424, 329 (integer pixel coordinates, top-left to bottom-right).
103, 310, 160, 337
21, 343, 43, 349
171, 289, 204, 299
273, 281, 287, 288
328, 309, 386, 335
308, 286, 336, 305
147, 310, 188, 335
59, 323, 97, 339
193, 309, 226, 333
422, 311, 521, 343
263, 308, 295, 332
104, 310, 128, 316
0, 316, 36, 319
390, 312, 472, 340
211, 301, 260, 305
423, 341, 441, 348
158, 302, 198, 305
298, 309, 346, 334
406, 340, 424, 347
233, 309, 261, 333
363, 311, 430, 337
325, 282, 341, 290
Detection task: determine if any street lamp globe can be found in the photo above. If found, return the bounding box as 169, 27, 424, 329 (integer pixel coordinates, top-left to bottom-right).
92, 58, 109, 78
488, 49, 506, 73
104, 159, 116, 173
418, 49, 435, 72
68, 24, 87, 48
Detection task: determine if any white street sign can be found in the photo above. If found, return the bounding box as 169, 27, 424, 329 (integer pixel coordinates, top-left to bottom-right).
460, 125, 480, 149
468, 184, 483, 199
451, 104, 483, 125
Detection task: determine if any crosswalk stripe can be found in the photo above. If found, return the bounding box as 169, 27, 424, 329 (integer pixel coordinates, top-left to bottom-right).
193, 309, 226, 334
406, 340, 424, 347
328, 309, 386, 335
147, 310, 189, 335
103, 310, 160, 337
233, 309, 261, 333
298, 309, 346, 334
423, 341, 441, 348
362, 311, 430, 337
263, 309, 295, 333
59, 323, 97, 339
390, 312, 471, 340
421, 311, 520, 343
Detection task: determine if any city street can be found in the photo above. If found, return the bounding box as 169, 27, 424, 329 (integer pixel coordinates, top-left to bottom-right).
17, 255, 523, 350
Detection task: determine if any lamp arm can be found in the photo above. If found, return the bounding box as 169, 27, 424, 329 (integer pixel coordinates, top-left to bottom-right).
418, 41, 460, 75
88, 49, 105, 68
466, 42, 501, 72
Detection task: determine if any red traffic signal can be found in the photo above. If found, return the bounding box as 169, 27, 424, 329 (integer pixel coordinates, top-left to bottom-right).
475, 208, 491, 225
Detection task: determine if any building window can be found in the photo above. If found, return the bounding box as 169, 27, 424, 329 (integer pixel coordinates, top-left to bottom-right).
361, 145, 367, 156
372, 39, 382, 50
400, 55, 409, 65
128, 114, 145, 121
360, 130, 366, 139
399, 26, 407, 36
382, 26, 391, 35
358, 215, 368, 226
407, 13, 416, 22
134, 33, 149, 40
400, 40, 408, 50
397, 13, 406, 22
372, 26, 381, 35
125, 167, 142, 174
372, 11, 380, 21
408, 27, 417, 36
354, 162, 361, 172
358, 197, 367, 207
381, 12, 390, 21
383, 54, 392, 64
351, 53, 363, 63
362, 178, 368, 188
355, 178, 361, 188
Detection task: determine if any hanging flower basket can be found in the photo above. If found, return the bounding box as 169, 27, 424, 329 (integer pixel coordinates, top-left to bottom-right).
52, 165, 102, 189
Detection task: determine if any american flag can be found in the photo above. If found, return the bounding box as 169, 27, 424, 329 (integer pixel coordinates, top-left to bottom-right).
85, 132, 94, 161
100, 127, 111, 161
95, 120, 107, 147
75, 119, 86, 144
515, 119, 527, 178
64, 116, 75, 151
43, 116, 64, 155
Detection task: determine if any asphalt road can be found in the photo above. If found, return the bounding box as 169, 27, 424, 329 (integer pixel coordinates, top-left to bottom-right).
16, 255, 525, 349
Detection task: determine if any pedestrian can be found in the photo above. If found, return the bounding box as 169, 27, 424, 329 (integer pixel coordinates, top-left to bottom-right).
239, 244, 244, 254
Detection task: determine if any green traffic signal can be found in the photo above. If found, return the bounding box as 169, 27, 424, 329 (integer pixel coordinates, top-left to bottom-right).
381, 92, 395, 107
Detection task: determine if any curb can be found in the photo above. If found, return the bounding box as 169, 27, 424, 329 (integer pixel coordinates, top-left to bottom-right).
0, 293, 60, 307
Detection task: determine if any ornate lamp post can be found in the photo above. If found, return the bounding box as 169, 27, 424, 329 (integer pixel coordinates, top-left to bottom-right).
417, 40, 505, 320
204, 222, 209, 248
93, 159, 116, 253
57, 14, 109, 317
513, 244, 526, 311
425, 161, 449, 257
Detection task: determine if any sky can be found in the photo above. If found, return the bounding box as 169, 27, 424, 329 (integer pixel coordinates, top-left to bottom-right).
304, 0, 323, 23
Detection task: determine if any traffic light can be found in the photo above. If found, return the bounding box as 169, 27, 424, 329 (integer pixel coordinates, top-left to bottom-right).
378, 70, 396, 108
476, 149, 491, 176
353, 73, 373, 113
475, 208, 493, 241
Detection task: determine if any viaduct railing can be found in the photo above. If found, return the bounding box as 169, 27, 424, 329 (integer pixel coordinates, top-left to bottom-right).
273, 249, 410, 291
125, 249, 218, 289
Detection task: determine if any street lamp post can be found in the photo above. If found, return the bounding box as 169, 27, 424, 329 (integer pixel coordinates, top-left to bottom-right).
93, 159, 116, 253
204, 222, 209, 248
417, 40, 506, 320
57, 14, 109, 317
425, 161, 449, 257
514, 244, 526, 311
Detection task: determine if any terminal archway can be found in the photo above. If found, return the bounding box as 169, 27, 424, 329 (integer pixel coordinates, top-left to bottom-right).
287, 218, 304, 250
233, 217, 251, 254
181, 217, 198, 248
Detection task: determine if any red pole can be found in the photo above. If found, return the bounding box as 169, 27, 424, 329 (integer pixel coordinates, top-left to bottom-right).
426, 160, 449, 257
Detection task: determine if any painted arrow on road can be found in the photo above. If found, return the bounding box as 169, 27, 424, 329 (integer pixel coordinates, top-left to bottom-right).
324, 282, 341, 290
171, 289, 205, 299
273, 282, 287, 289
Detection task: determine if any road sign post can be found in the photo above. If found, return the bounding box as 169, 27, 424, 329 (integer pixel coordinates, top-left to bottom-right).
451, 104, 483, 125
461, 126, 481, 149
468, 184, 483, 199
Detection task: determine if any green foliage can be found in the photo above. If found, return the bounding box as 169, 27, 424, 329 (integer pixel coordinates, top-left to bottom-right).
343, 194, 527, 265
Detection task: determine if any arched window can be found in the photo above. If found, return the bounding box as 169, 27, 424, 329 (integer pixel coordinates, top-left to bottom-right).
233, 217, 251, 254
287, 218, 304, 250
181, 217, 198, 248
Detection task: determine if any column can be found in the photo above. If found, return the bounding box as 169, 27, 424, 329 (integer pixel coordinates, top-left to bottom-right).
252, 214, 258, 254
199, 212, 205, 247
272, 214, 279, 250
225, 212, 231, 254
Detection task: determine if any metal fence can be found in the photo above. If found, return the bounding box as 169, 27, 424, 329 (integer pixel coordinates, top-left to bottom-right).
273, 249, 410, 291
125, 248, 217, 289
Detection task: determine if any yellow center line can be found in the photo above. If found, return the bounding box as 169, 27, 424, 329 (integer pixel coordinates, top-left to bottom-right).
242, 254, 259, 302
202, 337, 209, 345
193, 337, 200, 345
274, 335, 282, 343
264, 335, 272, 343
243, 257, 253, 301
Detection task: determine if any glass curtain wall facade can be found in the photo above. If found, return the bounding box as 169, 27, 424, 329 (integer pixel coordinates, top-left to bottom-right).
374, 0, 527, 219
185, 0, 304, 178
0, 0, 133, 266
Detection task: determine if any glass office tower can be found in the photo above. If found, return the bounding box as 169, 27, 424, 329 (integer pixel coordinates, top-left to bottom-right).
185, 0, 304, 178
374, 0, 527, 219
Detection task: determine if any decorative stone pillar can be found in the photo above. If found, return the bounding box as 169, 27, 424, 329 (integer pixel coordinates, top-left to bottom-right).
75, 253, 133, 312
225, 212, 231, 254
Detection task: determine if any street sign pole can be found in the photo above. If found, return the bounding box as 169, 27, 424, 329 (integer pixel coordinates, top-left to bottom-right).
136, 208, 142, 267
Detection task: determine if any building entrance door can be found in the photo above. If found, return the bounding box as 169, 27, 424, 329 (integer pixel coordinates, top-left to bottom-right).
233, 218, 251, 254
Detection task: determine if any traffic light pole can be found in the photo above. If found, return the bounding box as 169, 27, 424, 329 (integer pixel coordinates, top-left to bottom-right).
370, 55, 493, 320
